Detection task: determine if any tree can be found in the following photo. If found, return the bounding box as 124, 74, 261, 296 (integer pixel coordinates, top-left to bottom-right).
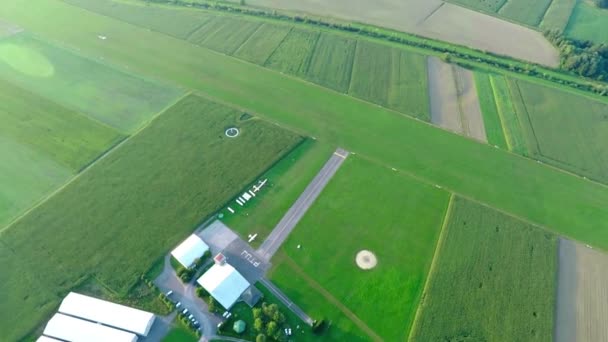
593, 0, 608, 8
255, 334, 267, 342
208, 297, 216, 313
254, 318, 264, 332
252, 308, 263, 320
266, 321, 278, 337
195, 286, 208, 298
272, 311, 285, 324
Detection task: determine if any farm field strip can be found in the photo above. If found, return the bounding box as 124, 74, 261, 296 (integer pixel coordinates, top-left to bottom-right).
0, 94, 302, 340
447, 0, 507, 13
488, 74, 528, 155
199, 17, 262, 55
264, 27, 319, 77
303, 32, 357, 93
453, 64, 487, 142
410, 197, 557, 341
474, 72, 507, 148
233, 23, 292, 65
540, 0, 577, 31
565, 1, 608, 44
0, 33, 184, 133
427, 56, 463, 134
498, 0, 553, 27
4, 0, 608, 287
271, 156, 450, 340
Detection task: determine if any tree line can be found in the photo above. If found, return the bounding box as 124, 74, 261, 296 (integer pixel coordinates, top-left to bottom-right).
545, 30, 608, 83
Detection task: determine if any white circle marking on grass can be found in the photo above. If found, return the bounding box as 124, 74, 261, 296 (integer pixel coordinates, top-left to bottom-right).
355, 250, 377, 270
225, 127, 239, 138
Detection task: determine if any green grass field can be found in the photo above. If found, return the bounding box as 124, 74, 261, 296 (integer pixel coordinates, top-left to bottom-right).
513, 79, 608, 183
498, 0, 553, 26
0, 95, 301, 340
540, 0, 577, 31
162, 320, 199, 342
411, 197, 557, 341
270, 156, 450, 341
489, 75, 528, 154
565, 0, 608, 44
221, 139, 334, 247
0, 34, 183, 132
8, 0, 608, 252
264, 27, 319, 76
449, 0, 507, 12
200, 17, 262, 55
474, 72, 508, 148
64, 0, 210, 39
234, 23, 292, 65
349, 40, 430, 120
304, 33, 356, 92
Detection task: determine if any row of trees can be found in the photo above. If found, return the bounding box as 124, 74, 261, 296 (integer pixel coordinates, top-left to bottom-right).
253, 303, 287, 341
545, 30, 608, 82
145, 0, 608, 97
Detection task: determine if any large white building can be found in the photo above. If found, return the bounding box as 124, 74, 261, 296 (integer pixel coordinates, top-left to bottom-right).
43, 313, 138, 342
36, 336, 61, 342
197, 262, 250, 309
171, 234, 210, 268
58, 292, 155, 336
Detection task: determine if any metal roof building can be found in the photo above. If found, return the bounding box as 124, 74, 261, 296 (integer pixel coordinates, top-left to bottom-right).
36, 336, 61, 342
171, 234, 210, 268
58, 292, 155, 336
197, 263, 250, 309
43, 313, 138, 342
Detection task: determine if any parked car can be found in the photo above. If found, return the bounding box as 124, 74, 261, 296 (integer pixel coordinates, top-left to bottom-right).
175, 302, 181, 308
166, 290, 173, 296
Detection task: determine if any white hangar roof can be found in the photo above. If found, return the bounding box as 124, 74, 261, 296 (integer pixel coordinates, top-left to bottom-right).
43, 313, 138, 342
197, 263, 250, 309
171, 234, 210, 268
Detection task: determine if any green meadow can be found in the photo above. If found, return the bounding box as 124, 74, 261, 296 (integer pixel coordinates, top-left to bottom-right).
411, 197, 557, 341
565, 1, 608, 44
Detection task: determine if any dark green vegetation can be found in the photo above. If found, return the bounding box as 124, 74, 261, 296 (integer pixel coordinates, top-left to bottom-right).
565, 0, 608, 44
222, 139, 334, 247
162, 319, 199, 342
271, 157, 449, 340
0, 95, 301, 340
512, 79, 608, 183
411, 197, 557, 341
593, 0, 608, 8
0, 33, 183, 132
545, 29, 608, 82
473, 72, 507, 148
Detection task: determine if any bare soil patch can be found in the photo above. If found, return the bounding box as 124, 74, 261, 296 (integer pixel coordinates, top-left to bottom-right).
427, 56, 463, 134
244, 0, 559, 66
555, 238, 608, 342
453, 65, 487, 142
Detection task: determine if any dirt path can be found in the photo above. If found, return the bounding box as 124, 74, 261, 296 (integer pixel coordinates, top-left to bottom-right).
427, 56, 463, 134
555, 238, 608, 342
244, 0, 558, 66
453, 65, 487, 142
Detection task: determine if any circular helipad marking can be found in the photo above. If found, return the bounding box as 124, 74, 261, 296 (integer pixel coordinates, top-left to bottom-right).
355, 250, 377, 270
225, 127, 239, 138
0, 43, 54, 78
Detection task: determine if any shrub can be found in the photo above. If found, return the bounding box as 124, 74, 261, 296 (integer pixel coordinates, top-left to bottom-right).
312, 319, 327, 334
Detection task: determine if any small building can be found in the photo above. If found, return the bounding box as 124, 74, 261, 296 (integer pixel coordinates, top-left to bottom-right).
58, 292, 155, 336
233, 320, 246, 334
43, 313, 138, 342
171, 234, 210, 269
197, 262, 250, 309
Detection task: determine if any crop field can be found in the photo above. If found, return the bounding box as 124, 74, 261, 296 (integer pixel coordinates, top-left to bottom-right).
264, 28, 319, 76
0, 34, 183, 132
498, 0, 553, 27
303, 33, 356, 92
199, 17, 262, 55
233, 23, 292, 65
270, 156, 450, 341
448, 0, 507, 12
221, 139, 334, 247
349, 40, 430, 120
411, 197, 557, 342
513, 80, 608, 183
565, 1, 608, 44
474, 72, 507, 148
0, 78, 123, 228
488, 75, 528, 154
64, 0, 210, 39
540, 0, 577, 31
0, 95, 301, 340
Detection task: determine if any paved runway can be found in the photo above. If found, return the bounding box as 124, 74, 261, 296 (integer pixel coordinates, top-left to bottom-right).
257, 148, 349, 261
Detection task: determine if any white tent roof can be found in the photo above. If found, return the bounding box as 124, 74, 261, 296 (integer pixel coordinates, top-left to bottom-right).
43, 313, 138, 342
58, 292, 155, 336
36, 336, 61, 342
197, 263, 250, 309
171, 234, 210, 268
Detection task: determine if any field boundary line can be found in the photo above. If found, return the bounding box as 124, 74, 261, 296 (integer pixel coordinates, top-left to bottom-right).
300, 30, 322, 76
280, 254, 383, 341
489, 75, 514, 151
419, 2, 445, 25
452, 64, 469, 136
407, 192, 454, 340
535, 0, 555, 27
0, 92, 191, 236
344, 39, 358, 94
261, 26, 294, 67
509, 79, 543, 155
232, 21, 264, 56
183, 15, 213, 41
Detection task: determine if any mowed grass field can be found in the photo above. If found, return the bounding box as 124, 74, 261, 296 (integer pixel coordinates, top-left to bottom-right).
0, 95, 301, 340
0, 33, 183, 132
411, 197, 557, 341
565, 0, 608, 44
488, 74, 528, 154
512, 79, 608, 183
474, 72, 507, 148
270, 157, 450, 341
0, 78, 124, 228
221, 139, 334, 248
9, 0, 608, 251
